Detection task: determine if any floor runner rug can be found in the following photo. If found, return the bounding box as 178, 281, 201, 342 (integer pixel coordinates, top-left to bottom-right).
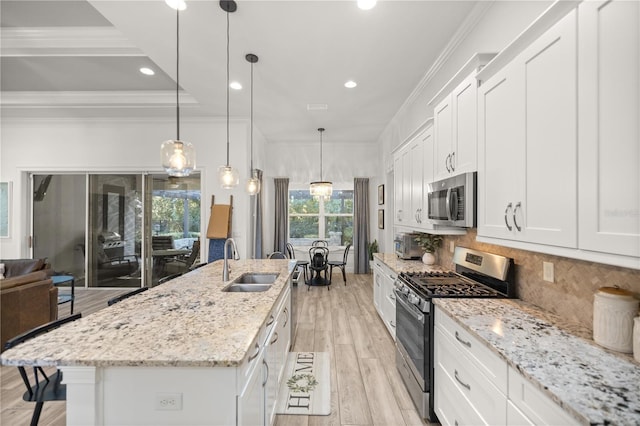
276, 351, 330, 416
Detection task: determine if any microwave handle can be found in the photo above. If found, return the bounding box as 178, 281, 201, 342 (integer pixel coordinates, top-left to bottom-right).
446, 188, 458, 221
446, 188, 452, 221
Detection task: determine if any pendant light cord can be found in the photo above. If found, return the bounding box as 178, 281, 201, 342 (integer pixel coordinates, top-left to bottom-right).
226, 11, 230, 166
250, 60, 254, 172
176, 7, 180, 141
319, 129, 324, 181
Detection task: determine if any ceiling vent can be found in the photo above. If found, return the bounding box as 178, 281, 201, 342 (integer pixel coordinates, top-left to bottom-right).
307, 103, 328, 111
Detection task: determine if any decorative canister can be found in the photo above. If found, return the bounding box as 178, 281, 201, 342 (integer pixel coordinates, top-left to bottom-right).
593, 287, 639, 353
422, 252, 436, 265
634, 317, 640, 363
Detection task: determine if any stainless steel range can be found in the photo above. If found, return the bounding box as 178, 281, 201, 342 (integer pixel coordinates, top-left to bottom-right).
394, 246, 515, 422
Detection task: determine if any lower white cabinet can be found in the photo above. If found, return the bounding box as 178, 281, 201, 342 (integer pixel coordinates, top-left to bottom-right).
237, 347, 266, 426
372, 258, 396, 339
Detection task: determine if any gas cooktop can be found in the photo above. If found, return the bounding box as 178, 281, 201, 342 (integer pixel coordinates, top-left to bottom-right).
398, 271, 501, 298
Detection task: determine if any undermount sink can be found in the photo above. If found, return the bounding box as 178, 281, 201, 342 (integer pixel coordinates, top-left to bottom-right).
233, 273, 279, 284
224, 283, 272, 292
222, 273, 279, 292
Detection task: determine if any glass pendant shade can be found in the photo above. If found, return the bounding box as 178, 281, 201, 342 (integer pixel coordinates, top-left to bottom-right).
161, 140, 195, 177
246, 170, 261, 195
310, 181, 333, 199
219, 165, 239, 189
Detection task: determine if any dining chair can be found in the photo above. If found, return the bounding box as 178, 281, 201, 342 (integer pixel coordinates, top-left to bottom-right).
4, 313, 82, 426
268, 251, 287, 259
328, 243, 352, 285
164, 240, 201, 276
307, 246, 330, 290
311, 240, 328, 247
286, 243, 309, 284
107, 287, 149, 306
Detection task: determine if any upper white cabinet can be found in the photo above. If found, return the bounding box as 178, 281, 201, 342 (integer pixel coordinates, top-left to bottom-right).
478, 10, 578, 248
431, 54, 495, 182
393, 144, 411, 226
578, 0, 640, 258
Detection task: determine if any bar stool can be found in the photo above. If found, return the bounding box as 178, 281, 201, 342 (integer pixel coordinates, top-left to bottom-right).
51, 275, 75, 315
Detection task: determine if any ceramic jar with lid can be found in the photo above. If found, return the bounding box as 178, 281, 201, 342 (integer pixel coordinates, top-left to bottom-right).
593, 287, 639, 353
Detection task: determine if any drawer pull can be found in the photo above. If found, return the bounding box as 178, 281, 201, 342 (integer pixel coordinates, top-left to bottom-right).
455, 331, 471, 348
266, 314, 275, 326
390, 320, 396, 328
454, 369, 471, 391
270, 332, 279, 345
248, 342, 260, 362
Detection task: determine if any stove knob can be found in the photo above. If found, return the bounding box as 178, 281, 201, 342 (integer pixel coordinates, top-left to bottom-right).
407, 293, 419, 305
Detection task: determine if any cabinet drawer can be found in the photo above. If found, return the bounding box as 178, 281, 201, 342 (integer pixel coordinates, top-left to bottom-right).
435, 307, 507, 393
508, 366, 578, 425
435, 326, 507, 425
434, 362, 488, 426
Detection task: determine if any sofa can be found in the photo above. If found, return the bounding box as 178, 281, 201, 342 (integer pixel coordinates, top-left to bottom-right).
1, 258, 58, 352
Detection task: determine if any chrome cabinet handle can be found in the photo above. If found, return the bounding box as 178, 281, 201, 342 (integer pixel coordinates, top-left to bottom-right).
513, 201, 522, 232
266, 314, 275, 326
262, 359, 269, 386
248, 342, 260, 362
504, 203, 513, 231
390, 320, 396, 328
270, 332, 279, 345
450, 151, 455, 172
455, 370, 471, 391
445, 154, 451, 172
455, 331, 471, 348
283, 307, 288, 327
389, 293, 396, 301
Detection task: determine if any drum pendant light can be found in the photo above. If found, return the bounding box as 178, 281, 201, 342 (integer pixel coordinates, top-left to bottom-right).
245, 53, 261, 195
309, 128, 333, 199
218, 0, 239, 189
161, 6, 195, 177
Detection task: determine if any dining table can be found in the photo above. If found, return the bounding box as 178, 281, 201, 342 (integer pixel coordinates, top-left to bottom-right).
152, 248, 191, 275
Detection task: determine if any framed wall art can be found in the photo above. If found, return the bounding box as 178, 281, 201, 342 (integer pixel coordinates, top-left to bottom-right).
378, 209, 384, 229
378, 184, 384, 205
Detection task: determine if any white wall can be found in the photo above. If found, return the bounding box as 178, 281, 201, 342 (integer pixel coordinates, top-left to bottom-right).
262, 140, 380, 257
0, 117, 257, 261
376, 0, 554, 252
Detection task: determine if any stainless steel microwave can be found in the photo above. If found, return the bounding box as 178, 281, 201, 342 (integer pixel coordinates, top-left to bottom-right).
394, 233, 422, 259
426, 172, 476, 228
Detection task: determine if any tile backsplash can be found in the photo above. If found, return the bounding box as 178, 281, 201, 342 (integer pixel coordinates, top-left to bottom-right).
437, 229, 640, 332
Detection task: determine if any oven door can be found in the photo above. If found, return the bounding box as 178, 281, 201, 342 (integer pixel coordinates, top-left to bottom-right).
394, 289, 428, 390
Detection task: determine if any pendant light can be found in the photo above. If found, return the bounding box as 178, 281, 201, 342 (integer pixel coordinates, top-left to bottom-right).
245, 53, 261, 195
309, 128, 333, 199
160, 5, 195, 177
218, 0, 239, 189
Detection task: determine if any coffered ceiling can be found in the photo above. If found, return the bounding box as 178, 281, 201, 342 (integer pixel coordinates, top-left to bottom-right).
1, 0, 478, 144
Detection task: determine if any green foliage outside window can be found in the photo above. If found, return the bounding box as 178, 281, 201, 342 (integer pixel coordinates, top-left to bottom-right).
152, 195, 200, 238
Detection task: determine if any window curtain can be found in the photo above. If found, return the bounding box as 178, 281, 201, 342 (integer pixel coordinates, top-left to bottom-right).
353, 177, 370, 274
250, 169, 263, 259
273, 177, 289, 254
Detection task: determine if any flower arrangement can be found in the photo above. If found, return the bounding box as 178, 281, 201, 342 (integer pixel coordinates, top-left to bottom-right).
414, 233, 443, 254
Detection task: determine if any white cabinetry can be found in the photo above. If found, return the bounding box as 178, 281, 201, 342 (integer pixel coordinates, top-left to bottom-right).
237, 344, 265, 426
434, 306, 507, 425
507, 366, 578, 425
431, 54, 495, 182
478, 11, 578, 248
578, 0, 640, 258
393, 122, 434, 230
372, 258, 397, 340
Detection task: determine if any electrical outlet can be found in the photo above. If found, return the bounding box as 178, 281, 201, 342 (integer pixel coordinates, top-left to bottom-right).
543, 262, 554, 283
155, 393, 182, 411
449, 241, 455, 253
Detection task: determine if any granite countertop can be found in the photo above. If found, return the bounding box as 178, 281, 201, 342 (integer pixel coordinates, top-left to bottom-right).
373, 252, 447, 273
434, 298, 640, 426
0, 259, 295, 368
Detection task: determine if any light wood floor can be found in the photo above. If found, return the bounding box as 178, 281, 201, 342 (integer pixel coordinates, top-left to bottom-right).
1, 275, 432, 426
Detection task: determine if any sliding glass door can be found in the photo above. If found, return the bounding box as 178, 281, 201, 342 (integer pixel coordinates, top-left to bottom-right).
31, 172, 201, 289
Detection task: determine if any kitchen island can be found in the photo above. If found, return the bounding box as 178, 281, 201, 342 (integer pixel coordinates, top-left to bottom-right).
1, 259, 295, 426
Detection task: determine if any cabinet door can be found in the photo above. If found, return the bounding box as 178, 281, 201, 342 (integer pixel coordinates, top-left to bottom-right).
381, 275, 397, 338
265, 326, 279, 426
434, 95, 453, 181
578, 0, 640, 257
373, 263, 383, 316
477, 61, 523, 240
410, 135, 425, 227
518, 10, 577, 247
452, 74, 478, 175
393, 148, 410, 225
237, 350, 265, 426
421, 126, 435, 224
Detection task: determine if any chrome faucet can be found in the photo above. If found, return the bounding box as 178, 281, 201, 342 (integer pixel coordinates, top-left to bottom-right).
223, 238, 239, 281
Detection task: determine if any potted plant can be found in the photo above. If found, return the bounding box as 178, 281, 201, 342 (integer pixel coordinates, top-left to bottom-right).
368, 239, 379, 261
414, 233, 443, 265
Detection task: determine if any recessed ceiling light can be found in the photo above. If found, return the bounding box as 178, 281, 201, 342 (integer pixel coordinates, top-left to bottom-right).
357, 0, 376, 10
165, 0, 187, 11
139, 67, 155, 76
230, 81, 242, 90
345, 80, 357, 88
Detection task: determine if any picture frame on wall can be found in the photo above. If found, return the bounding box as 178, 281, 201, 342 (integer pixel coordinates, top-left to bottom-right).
0, 181, 11, 238
378, 209, 384, 229
378, 184, 384, 205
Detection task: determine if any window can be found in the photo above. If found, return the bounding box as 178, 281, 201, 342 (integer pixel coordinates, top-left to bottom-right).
289, 188, 353, 246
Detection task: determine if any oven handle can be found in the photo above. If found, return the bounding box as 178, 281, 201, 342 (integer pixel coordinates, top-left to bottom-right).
394, 289, 425, 324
